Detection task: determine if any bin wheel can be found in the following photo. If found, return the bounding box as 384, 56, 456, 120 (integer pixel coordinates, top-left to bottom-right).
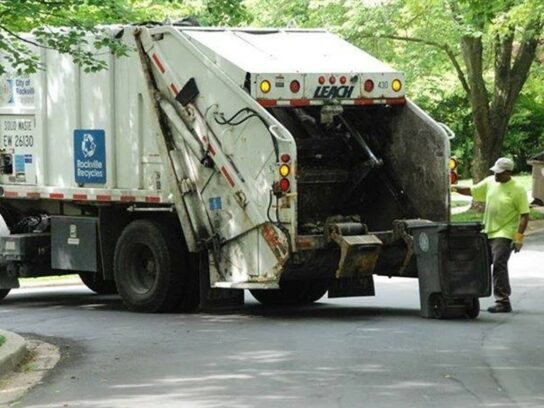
79, 273, 117, 295
465, 298, 480, 319
114, 219, 196, 313
0, 289, 10, 301
430, 294, 447, 319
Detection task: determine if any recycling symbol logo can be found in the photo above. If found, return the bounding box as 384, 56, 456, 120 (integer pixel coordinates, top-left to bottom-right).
81, 133, 96, 158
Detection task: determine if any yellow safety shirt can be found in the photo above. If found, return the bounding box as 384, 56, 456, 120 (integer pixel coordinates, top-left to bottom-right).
471, 176, 530, 239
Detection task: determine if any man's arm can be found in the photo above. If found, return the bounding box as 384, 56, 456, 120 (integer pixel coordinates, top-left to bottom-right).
512, 213, 530, 253
518, 213, 529, 234
451, 186, 472, 196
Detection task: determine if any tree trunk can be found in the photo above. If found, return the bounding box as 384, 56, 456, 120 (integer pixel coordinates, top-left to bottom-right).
462, 22, 541, 184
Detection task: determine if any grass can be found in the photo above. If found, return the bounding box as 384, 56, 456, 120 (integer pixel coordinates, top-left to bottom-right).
0, 335, 5, 347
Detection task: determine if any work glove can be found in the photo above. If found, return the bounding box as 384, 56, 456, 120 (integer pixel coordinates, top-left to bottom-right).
511, 232, 524, 253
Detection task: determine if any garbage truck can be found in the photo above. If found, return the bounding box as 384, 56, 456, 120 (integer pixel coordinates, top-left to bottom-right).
0, 25, 491, 318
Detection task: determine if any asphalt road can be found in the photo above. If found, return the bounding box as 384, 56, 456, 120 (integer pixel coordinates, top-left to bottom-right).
0, 234, 543, 408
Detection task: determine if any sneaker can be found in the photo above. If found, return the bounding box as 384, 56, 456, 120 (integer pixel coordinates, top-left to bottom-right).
487, 303, 512, 313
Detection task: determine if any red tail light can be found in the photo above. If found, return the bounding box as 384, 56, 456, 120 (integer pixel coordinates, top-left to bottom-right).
290, 80, 301, 93
329, 76, 336, 84
340, 76, 347, 85
280, 153, 291, 163
318, 76, 326, 85
450, 171, 458, 184
364, 79, 374, 92
279, 178, 290, 192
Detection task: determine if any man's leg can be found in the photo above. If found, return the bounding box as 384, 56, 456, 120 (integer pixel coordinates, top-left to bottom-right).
488, 238, 513, 313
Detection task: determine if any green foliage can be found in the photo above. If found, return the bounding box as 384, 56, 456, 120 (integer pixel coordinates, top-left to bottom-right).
0, 0, 542, 170
199, 0, 251, 26
0, 0, 199, 74
504, 66, 544, 171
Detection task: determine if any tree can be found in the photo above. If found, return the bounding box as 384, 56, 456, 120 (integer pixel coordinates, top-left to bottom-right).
0, 0, 197, 75
343, 0, 543, 182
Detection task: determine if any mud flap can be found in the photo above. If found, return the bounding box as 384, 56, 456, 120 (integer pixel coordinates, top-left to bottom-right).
198, 251, 244, 310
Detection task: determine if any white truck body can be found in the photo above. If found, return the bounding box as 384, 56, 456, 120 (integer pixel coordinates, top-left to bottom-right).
0, 25, 488, 318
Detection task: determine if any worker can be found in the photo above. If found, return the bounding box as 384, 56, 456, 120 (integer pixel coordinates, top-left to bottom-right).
452, 157, 529, 313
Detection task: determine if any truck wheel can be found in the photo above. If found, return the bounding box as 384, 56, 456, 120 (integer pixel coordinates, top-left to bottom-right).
79, 273, 117, 295
299, 280, 328, 304
250, 280, 327, 306
114, 220, 192, 313
0, 289, 10, 301
464, 298, 480, 319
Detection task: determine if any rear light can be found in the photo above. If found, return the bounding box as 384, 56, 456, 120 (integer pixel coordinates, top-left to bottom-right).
289, 80, 301, 93
364, 79, 374, 92
450, 172, 458, 184
449, 157, 458, 185
280, 153, 291, 163
329, 76, 336, 84
260, 80, 271, 94
392, 79, 402, 92
318, 76, 326, 85
279, 164, 290, 177
279, 178, 290, 192
340, 76, 347, 85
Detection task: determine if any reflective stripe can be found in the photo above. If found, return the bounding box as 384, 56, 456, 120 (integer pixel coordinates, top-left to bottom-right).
96, 195, 111, 202
257, 99, 277, 107
289, 99, 311, 107
145, 196, 161, 203
221, 167, 235, 188
49, 193, 64, 199
152, 53, 166, 74
73, 194, 87, 200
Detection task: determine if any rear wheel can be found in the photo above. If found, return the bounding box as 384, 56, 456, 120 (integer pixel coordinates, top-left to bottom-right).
250, 280, 328, 306
114, 219, 196, 313
0, 289, 10, 301
79, 273, 117, 295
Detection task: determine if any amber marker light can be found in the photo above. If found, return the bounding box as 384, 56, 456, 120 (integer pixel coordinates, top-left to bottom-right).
279, 164, 291, 177
260, 80, 271, 94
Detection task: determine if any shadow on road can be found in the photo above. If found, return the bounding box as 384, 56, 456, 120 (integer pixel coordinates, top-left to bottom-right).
0, 286, 427, 321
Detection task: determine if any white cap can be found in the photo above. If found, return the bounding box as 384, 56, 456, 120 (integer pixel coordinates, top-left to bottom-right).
490, 157, 514, 174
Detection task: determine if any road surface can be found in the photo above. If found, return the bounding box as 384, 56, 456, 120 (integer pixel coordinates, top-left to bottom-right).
0, 234, 543, 408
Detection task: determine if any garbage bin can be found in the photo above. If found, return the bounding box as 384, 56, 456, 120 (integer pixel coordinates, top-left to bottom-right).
409, 222, 491, 319
528, 151, 544, 206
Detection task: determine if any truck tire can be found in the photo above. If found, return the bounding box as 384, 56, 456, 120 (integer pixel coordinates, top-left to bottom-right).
0, 289, 10, 301
79, 273, 117, 295
114, 219, 193, 313
250, 280, 327, 306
